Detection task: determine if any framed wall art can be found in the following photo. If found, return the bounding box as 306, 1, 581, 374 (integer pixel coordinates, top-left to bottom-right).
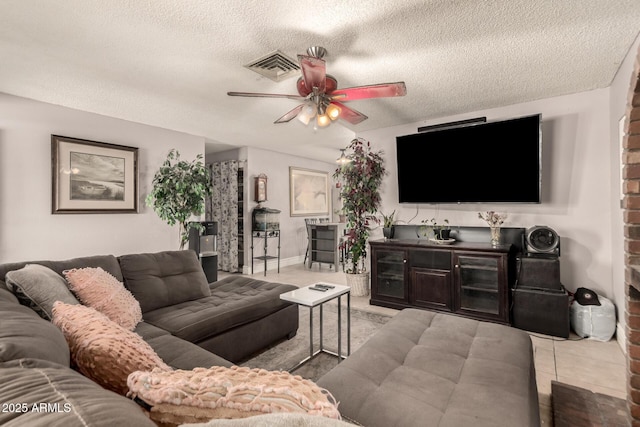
289, 167, 330, 217
51, 135, 139, 214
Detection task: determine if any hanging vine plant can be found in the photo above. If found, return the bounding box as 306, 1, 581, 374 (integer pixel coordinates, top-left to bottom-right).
146, 149, 212, 249
333, 138, 386, 274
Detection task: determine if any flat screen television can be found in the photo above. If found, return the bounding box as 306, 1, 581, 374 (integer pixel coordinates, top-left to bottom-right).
396, 114, 541, 203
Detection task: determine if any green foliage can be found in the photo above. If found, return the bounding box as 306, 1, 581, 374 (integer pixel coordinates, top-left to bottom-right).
333, 138, 386, 274
145, 149, 212, 249
420, 218, 450, 239
381, 210, 396, 228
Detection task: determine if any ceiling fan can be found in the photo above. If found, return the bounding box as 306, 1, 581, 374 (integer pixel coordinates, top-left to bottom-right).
228, 46, 407, 127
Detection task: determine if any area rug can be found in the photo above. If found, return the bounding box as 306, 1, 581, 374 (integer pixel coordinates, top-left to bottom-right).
240, 303, 392, 382
551, 380, 629, 426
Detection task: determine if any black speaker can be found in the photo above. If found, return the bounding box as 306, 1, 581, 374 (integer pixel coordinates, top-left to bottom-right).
525, 226, 560, 257
512, 286, 570, 338
512, 255, 568, 338
201, 253, 218, 283
519, 257, 560, 289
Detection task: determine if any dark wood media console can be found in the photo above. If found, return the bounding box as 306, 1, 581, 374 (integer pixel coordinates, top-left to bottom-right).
370, 226, 524, 324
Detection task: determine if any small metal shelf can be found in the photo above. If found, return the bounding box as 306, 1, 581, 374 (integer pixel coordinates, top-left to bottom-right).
251, 229, 280, 276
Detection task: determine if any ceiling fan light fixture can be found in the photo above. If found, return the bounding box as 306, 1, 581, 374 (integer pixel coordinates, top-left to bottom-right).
316, 114, 331, 127
326, 103, 341, 120
297, 102, 316, 125
297, 113, 312, 125
336, 149, 351, 164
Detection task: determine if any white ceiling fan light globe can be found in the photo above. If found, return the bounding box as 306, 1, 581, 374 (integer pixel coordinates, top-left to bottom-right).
326, 103, 341, 120
297, 103, 316, 125
316, 114, 331, 127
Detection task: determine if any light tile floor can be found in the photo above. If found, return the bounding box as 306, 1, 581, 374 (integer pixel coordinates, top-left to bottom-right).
531, 331, 627, 425
223, 263, 628, 426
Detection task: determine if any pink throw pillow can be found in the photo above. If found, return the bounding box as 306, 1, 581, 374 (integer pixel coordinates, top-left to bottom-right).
52, 302, 171, 395
63, 267, 142, 330
127, 365, 341, 425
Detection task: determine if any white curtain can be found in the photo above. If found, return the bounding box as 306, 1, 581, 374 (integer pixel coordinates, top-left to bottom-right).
206, 161, 239, 272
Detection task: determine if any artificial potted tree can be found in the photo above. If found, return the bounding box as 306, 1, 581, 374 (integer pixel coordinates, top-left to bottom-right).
146, 149, 212, 249
334, 138, 386, 296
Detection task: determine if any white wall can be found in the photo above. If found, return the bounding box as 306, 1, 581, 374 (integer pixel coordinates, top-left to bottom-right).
357, 89, 613, 301
0, 93, 205, 262
244, 147, 337, 273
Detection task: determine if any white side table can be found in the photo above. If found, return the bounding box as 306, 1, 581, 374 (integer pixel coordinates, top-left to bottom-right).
279, 283, 351, 372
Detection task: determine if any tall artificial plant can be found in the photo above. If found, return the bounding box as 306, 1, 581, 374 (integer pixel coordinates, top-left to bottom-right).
333, 138, 386, 274
146, 149, 212, 249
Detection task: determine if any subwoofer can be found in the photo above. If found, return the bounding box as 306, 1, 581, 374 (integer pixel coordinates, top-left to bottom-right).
525, 226, 560, 257
519, 257, 560, 288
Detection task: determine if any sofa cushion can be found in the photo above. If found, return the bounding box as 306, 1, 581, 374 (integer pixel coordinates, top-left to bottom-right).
0, 289, 70, 366
134, 321, 233, 370
127, 365, 341, 425
0, 287, 18, 304
317, 308, 539, 427
63, 267, 142, 330
51, 302, 172, 395
4, 264, 79, 320
118, 250, 211, 313
0, 358, 155, 427
142, 275, 297, 343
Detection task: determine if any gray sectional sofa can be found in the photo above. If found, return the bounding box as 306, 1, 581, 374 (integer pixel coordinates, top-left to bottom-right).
0, 250, 299, 363
0, 249, 539, 427
0, 250, 299, 426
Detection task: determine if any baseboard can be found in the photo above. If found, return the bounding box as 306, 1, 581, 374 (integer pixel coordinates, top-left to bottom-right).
616, 321, 627, 354
241, 255, 305, 275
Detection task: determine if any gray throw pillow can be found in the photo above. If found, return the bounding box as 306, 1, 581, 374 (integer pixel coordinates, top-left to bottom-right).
5, 264, 79, 320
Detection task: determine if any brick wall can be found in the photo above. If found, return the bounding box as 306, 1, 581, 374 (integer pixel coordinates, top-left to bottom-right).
624, 43, 640, 426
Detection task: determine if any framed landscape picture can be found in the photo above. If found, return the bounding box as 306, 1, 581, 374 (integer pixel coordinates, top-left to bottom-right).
289, 167, 330, 217
51, 135, 138, 214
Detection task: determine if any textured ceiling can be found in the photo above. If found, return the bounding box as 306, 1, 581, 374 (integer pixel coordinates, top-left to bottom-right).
1, 0, 639, 162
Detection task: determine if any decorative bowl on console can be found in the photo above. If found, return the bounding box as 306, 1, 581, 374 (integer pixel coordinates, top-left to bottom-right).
421, 218, 451, 241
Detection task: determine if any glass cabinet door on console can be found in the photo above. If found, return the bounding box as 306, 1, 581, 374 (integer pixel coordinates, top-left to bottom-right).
371, 248, 408, 304
454, 252, 508, 322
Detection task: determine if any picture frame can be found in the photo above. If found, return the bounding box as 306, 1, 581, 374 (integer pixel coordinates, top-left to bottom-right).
51, 135, 139, 214
289, 167, 330, 217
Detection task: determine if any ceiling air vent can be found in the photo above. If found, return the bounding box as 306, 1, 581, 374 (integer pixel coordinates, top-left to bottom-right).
244, 50, 300, 82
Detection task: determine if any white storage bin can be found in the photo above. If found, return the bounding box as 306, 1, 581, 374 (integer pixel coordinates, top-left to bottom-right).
570, 295, 616, 342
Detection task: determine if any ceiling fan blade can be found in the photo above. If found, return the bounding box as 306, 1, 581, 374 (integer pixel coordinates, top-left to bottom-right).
297, 54, 326, 96
274, 104, 304, 124
330, 82, 407, 101
331, 101, 368, 125
227, 91, 305, 101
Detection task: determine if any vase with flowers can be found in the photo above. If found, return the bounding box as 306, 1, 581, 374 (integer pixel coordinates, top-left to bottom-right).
478, 211, 507, 246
